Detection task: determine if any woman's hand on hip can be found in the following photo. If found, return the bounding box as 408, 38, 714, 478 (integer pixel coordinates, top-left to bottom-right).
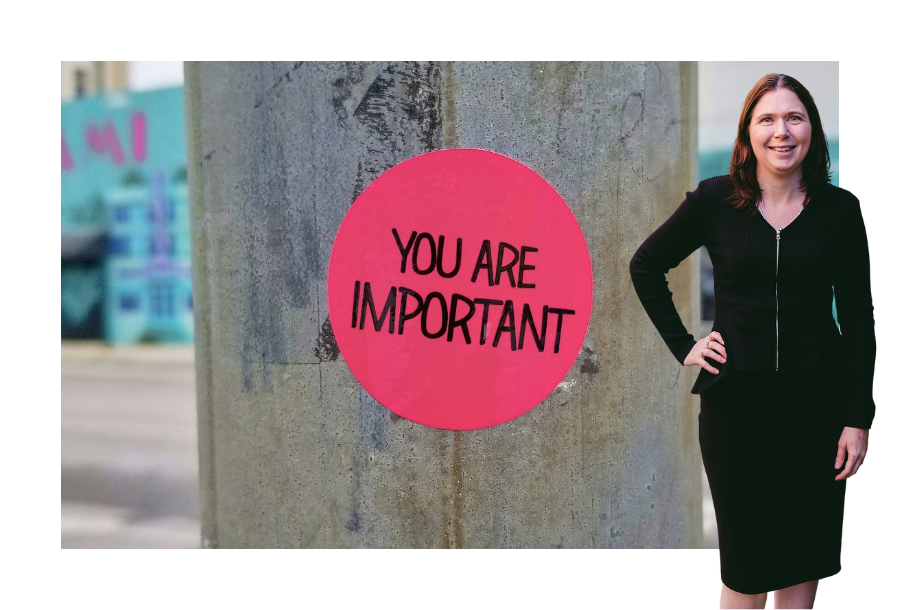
683, 331, 727, 374
835, 427, 869, 480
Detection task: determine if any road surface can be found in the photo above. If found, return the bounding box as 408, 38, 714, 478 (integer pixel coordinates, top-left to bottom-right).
61, 342, 200, 548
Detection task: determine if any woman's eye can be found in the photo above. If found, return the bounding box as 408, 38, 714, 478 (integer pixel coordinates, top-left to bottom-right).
789, 115, 802, 121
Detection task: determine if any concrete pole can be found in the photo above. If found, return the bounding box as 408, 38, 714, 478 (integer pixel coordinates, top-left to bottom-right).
186, 62, 700, 548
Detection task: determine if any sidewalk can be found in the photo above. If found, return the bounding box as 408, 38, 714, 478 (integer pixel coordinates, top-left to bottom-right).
61, 340, 196, 382
62, 339, 195, 361
61, 340, 200, 548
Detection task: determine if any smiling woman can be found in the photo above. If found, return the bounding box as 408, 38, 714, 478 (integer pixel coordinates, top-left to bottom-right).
731, 74, 832, 218
630, 73, 876, 609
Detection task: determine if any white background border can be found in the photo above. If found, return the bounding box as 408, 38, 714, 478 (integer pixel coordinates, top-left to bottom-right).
9, 3, 897, 609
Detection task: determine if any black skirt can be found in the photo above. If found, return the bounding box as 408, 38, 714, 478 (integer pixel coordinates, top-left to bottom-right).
699, 367, 849, 594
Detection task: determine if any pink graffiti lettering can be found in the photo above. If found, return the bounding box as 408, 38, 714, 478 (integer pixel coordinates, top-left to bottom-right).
86, 122, 125, 165
131, 112, 147, 162
62, 134, 74, 171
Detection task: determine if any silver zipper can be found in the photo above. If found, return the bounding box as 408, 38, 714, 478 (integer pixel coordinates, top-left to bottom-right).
775, 229, 780, 371
758, 196, 807, 373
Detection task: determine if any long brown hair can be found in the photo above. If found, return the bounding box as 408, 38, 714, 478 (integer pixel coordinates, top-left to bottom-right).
729, 73, 832, 214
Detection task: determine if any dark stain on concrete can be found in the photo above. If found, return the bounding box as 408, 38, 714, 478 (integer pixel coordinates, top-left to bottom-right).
353, 70, 395, 142
333, 62, 443, 207
254, 61, 304, 109
314, 317, 340, 362
396, 62, 441, 151
352, 159, 365, 202
332, 62, 373, 129
346, 509, 362, 532
242, 358, 253, 391
356, 387, 392, 452
240, 358, 272, 393
335, 62, 441, 153
292, 215, 322, 297
580, 346, 600, 377
237, 78, 324, 370
346, 440, 364, 538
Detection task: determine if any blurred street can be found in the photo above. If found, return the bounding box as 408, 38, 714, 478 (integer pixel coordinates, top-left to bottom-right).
61, 341, 200, 548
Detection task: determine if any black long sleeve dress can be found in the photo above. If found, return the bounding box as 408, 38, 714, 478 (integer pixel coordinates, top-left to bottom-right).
629, 175, 876, 594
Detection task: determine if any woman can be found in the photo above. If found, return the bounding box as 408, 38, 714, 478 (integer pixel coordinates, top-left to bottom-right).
630, 73, 876, 609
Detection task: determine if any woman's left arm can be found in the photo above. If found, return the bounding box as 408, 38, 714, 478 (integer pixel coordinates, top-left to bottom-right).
833, 194, 877, 480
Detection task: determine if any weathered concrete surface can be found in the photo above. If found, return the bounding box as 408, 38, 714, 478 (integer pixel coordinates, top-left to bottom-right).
186, 62, 700, 548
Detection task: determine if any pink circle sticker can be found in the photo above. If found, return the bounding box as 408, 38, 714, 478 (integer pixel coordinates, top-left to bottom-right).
328, 149, 593, 430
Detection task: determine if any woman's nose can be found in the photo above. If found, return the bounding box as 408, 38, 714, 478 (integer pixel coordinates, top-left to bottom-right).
774, 119, 790, 138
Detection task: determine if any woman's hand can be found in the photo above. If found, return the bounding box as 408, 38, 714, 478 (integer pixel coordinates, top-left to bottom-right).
835, 427, 869, 480
684, 331, 727, 374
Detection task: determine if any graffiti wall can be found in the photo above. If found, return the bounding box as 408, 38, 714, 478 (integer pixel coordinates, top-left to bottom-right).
61, 86, 193, 343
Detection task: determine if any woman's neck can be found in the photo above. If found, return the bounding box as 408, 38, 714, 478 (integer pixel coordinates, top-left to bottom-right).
757, 169, 805, 209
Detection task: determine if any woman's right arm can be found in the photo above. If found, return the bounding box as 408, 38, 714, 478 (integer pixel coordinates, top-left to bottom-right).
629, 182, 710, 367
833, 194, 877, 430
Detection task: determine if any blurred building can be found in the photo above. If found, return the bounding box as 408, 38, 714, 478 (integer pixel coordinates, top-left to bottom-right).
62, 61, 128, 100
62, 62, 192, 344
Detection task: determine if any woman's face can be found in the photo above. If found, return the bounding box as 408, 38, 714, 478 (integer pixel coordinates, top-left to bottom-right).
748, 88, 812, 180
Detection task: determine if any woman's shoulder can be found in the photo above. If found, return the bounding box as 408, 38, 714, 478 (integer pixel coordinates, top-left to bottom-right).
818, 183, 864, 222
821, 182, 860, 205
688, 175, 733, 204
